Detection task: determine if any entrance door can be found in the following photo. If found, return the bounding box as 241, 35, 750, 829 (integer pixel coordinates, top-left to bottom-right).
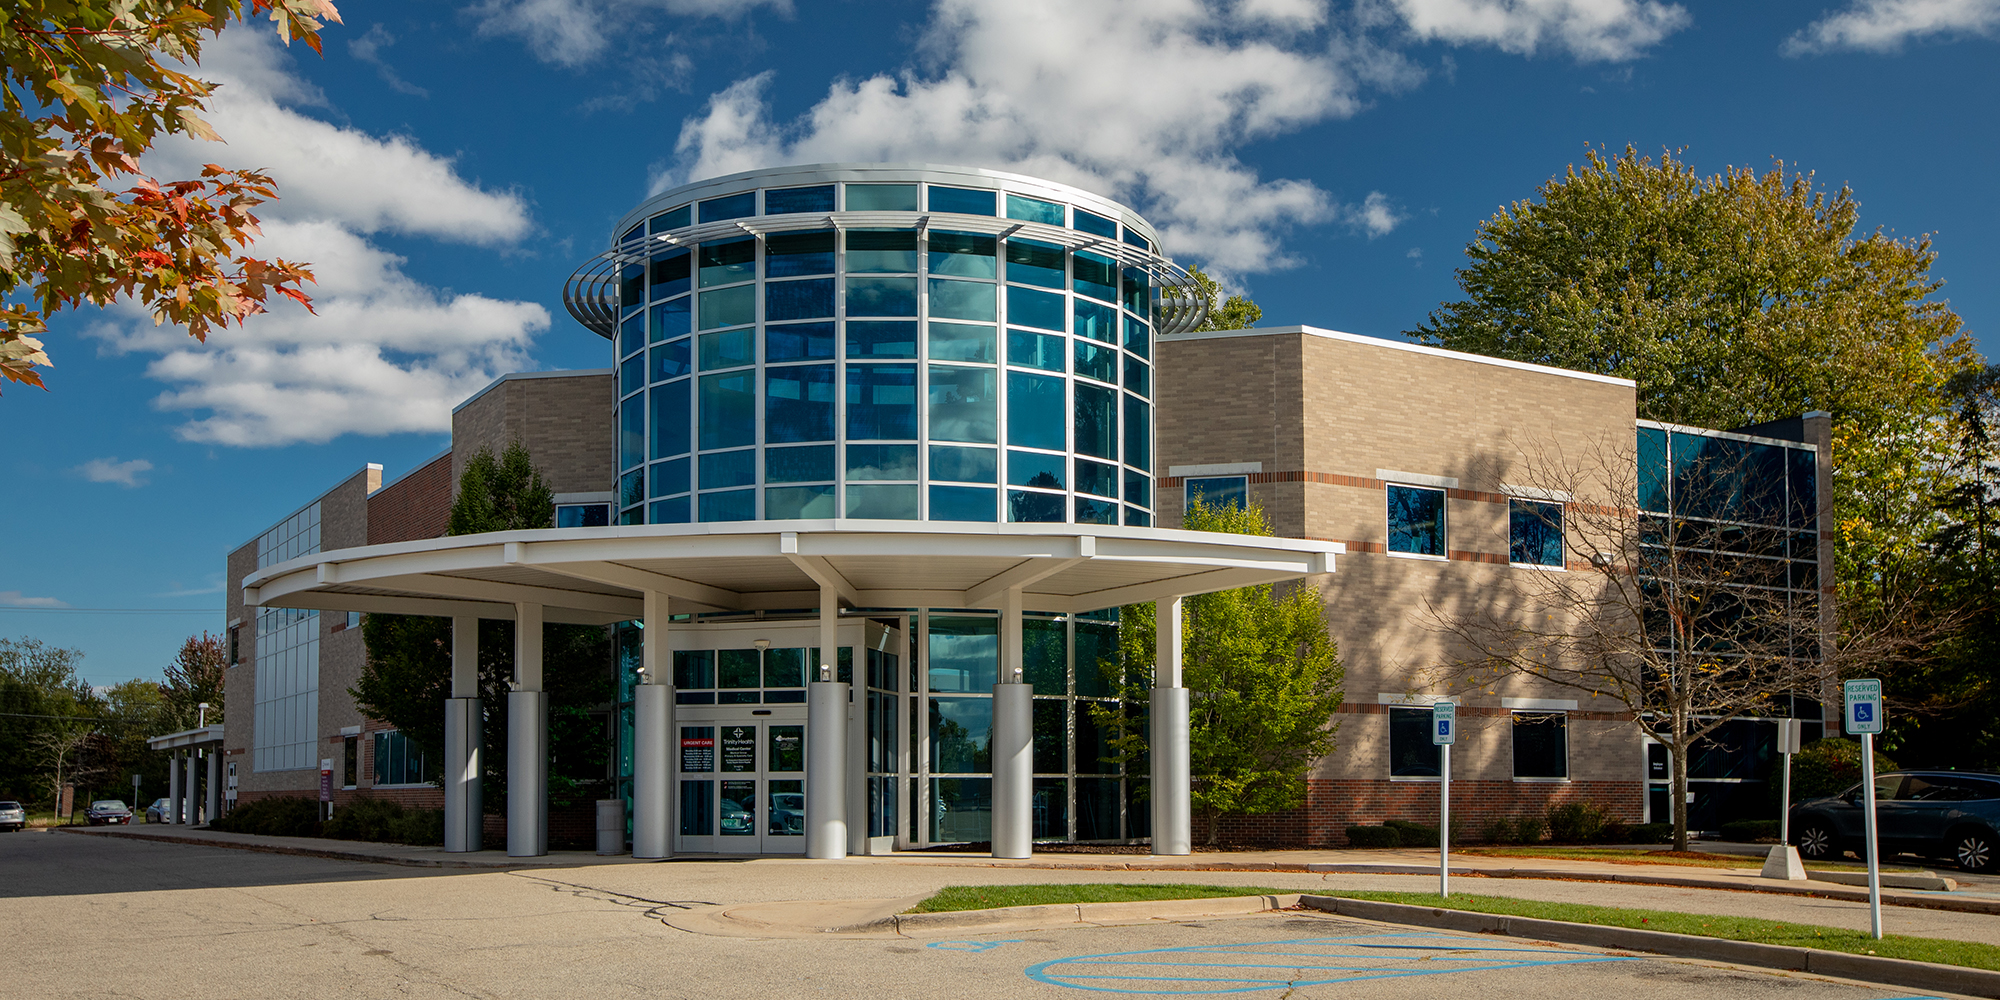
676, 718, 807, 854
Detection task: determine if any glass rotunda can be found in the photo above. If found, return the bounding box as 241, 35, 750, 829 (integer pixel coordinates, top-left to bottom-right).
564, 164, 1207, 530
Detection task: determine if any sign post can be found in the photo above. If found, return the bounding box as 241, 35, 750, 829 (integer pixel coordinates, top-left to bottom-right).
1432, 701, 1456, 898
1761, 720, 1808, 880
319, 758, 335, 823
1844, 679, 1885, 940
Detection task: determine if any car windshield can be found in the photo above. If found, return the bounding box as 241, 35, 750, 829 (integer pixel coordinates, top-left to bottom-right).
91, 801, 124, 809
0, 801, 20, 809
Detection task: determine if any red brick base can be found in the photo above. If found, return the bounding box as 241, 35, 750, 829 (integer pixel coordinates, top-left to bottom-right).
1203, 778, 1645, 846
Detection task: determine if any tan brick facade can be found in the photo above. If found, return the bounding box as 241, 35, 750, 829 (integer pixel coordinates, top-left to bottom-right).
368, 451, 453, 545
451, 370, 615, 498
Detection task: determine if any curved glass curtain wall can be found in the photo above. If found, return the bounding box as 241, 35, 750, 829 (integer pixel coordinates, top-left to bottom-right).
608, 175, 1158, 527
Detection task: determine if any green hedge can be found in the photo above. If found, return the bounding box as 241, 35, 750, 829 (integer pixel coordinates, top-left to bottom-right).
1719, 819, 1781, 843
1345, 825, 1403, 847
209, 795, 444, 845
209, 796, 322, 837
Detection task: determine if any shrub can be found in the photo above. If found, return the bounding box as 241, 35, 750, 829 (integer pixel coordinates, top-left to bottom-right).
1545, 801, 1611, 843
1344, 825, 1401, 847
1384, 819, 1438, 845
1626, 822, 1673, 843
1719, 819, 1781, 843
210, 796, 322, 837
322, 798, 446, 845
1481, 816, 1547, 845
1792, 738, 1898, 800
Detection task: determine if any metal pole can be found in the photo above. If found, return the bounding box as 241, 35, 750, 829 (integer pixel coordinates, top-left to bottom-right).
1861, 731, 1882, 939
1780, 749, 1793, 844
1439, 743, 1451, 898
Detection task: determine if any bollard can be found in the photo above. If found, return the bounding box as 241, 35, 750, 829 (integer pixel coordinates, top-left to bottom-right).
596, 799, 624, 856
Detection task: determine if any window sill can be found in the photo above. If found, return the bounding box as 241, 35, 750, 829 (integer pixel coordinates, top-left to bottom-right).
371, 782, 432, 790
1513, 776, 1571, 783
1389, 774, 1442, 782
1509, 562, 1566, 572
1385, 551, 1447, 562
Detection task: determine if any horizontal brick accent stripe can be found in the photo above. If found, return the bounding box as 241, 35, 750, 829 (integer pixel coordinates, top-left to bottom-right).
1338, 703, 1631, 723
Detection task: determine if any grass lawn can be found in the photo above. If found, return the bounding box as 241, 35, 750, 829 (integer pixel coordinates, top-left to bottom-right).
908, 883, 1292, 913
1458, 846, 1929, 874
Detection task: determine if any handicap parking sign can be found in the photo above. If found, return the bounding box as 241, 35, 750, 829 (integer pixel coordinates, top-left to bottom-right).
1431, 701, 1456, 746
1844, 679, 1883, 735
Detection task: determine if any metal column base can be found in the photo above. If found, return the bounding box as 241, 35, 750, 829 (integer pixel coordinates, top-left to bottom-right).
445, 697, 483, 852
805, 681, 849, 859
507, 690, 547, 857
990, 683, 1034, 859
1150, 686, 1192, 856
632, 684, 673, 859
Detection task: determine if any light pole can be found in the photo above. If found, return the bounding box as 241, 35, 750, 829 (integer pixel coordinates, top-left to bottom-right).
197, 702, 210, 728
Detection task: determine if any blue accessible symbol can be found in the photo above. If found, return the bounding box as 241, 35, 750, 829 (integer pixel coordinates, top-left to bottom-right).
929, 940, 1020, 953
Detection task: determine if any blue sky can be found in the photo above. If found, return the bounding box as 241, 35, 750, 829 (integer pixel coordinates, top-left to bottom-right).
6, 0, 1996, 687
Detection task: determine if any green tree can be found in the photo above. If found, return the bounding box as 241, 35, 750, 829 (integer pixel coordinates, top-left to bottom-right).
2, 0, 341, 393
1097, 499, 1343, 845
159, 631, 225, 731
0, 636, 97, 802
1181, 265, 1261, 332
449, 442, 554, 535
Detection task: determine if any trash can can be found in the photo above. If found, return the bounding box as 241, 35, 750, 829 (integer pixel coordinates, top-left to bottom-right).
596, 799, 625, 856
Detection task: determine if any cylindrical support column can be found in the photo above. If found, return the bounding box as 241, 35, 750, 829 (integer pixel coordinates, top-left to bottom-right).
186, 750, 202, 825
991, 683, 1034, 858
444, 697, 484, 852
205, 749, 220, 822
806, 680, 849, 859
168, 752, 182, 824
1150, 685, 1192, 855
507, 689, 548, 857
633, 683, 673, 859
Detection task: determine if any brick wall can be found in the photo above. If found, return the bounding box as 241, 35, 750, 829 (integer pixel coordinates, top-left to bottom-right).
452, 371, 615, 499
369, 451, 453, 544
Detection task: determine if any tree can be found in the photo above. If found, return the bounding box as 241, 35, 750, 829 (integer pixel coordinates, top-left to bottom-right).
1159, 264, 1261, 334
449, 442, 554, 535
1098, 498, 1343, 845
0, 636, 96, 802
160, 631, 225, 730
1, 0, 341, 393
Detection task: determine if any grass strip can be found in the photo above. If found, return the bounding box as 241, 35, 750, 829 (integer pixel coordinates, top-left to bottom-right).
908, 883, 1291, 913
1322, 890, 2000, 971
1457, 846, 1927, 874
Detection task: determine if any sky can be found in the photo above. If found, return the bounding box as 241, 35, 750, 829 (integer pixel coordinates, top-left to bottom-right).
6, 0, 1998, 688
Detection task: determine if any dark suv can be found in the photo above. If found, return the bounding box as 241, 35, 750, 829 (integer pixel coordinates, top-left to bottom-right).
1790, 770, 1999, 873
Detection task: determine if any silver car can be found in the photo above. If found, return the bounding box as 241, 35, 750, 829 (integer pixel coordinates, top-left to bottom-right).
0, 800, 24, 832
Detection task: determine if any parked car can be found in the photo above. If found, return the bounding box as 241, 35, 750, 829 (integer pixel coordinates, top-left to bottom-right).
145, 798, 184, 824
1790, 769, 2000, 873
769, 792, 804, 836
84, 800, 133, 825
0, 800, 24, 832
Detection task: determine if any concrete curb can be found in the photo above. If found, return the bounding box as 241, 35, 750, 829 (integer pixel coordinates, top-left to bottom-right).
1810, 870, 1958, 891
883, 894, 1302, 935
60, 825, 560, 870
1299, 895, 2000, 1000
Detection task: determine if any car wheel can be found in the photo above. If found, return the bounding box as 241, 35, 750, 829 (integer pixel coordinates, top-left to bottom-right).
1953, 829, 1995, 873
1796, 821, 1838, 861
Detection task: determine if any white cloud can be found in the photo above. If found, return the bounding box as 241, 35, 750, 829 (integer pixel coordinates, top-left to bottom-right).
0, 591, 69, 609
469, 0, 793, 68
661, 0, 1423, 274
86, 32, 551, 447
75, 457, 155, 487
1344, 191, 1406, 237
349, 24, 430, 97
1383, 0, 1691, 61
1784, 0, 2000, 54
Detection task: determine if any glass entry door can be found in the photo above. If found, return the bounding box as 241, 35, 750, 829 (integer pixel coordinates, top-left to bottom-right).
677, 718, 806, 854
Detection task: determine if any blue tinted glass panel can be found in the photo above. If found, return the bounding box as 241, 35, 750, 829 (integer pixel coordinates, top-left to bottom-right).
649, 496, 690, 524
1510, 499, 1563, 567
1007, 286, 1064, 331
1122, 228, 1150, 251
698, 239, 755, 287
1638, 426, 1669, 513
699, 285, 755, 330
651, 252, 690, 299
1008, 490, 1064, 523
620, 399, 645, 471
650, 297, 690, 341
765, 230, 834, 277
931, 486, 996, 522
1387, 485, 1446, 556
649, 205, 690, 233
1075, 458, 1117, 498
929, 231, 996, 278
929, 322, 994, 363
1073, 209, 1116, 237
929, 618, 998, 693
766, 485, 836, 519
765, 186, 834, 215
929, 365, 997, 444
1124, 355, 1150, 397
621, 356, 644, 397
557, 504, 610, 528
847, 276, 919, 316
928, 186, 996, 216
698, 372, 755, 450
846, 230, 918, 273
930, 776, 990, 841
1124, 316, 1149, 358
1007, 371, 1065, 450
930, 278, 996, 322
847, 443, 918, 480
620, 312, 644, 358
1789, 446, 1818, 528
1123, 396, 1150, 472
846, 483, 919, 519
698, 192, 755, 223
700, 449, 756, 490
931, 445, 996, 483
675, 650, 714, 689
1125, 468, 1151, 506
650, 457, 690, 497
1073, 253, 1116, 302
847, 321, 918, 359
1074, 340, 1115, 383
845, 184, 917, 211
767, 278, 834, 321
1008, 450, 1065, 489
621, 263, 645, 311
766, 364, 835, 443
1075, 497, 1118, 525
846, 365, 918, 440
767, 445, 834, 483
699, 489, 755, 522
699, 328, 754, 369
649, 338, 690, 382
649, 378, 690, 459
1005, 239, 1064, 288
619, 508, 642, 526
620, 469, 645, 511
1007, 329, 1064, 371
1123, 268, 1149, 318
1074, 299, 1116, 343
1186, 476, 1245, 511
766, 321, 834, 362
1126, 507, 1152, 527
1074, 384, 1116, 459
1006, 194, 1063, 225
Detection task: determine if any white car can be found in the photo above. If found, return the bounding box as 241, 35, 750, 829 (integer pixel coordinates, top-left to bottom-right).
0, 800, 24, 832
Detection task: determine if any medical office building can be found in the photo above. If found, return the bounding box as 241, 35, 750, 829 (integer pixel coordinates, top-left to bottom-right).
209, 162, 1835, 855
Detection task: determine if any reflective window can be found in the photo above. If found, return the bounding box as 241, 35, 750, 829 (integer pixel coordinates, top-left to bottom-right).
1387, 485, 1446, 557
698, 372, 755, 450
930, 322, 995, 363
1074, 299, 1117, 343
847, 276, 919, 316
1073, 208, 1117, 238
766, 279, 834, 322
1509, 499, 1564, 567
620, 468, 644, 509
1074, 384, 1116, 460
620, 398, 645, 470
699, 328, 753, 370
846, 483, 918, 519
651, 251, 690, 299
765, 185, 834, 215
1007, 329, 1064, 372
1124, 316, 1149, 358
846, 365, 918, 439
1124, 469, 1151, 507
1389, 707, 1442, 777
649, 297, 690, 342
931, 485, 996, 522
676, 652, 715, 694
1123, 396, 1150, 473
1007, 372, 1065, 450
929, 617, 998, 693
928, 185, 996, 216
930, 278, 996, 322
650, 496, 689, 524
845, 183, 918, 212
698, 285, 754, 330
1005, 239, 1065, 288
846, 230, 918, 273
1007, 286, 1064, 331
650, 457, 690, 497
698, 192, 756, 223
766, 365, 835, 443
621, 263, 644, 310
649, 379, 690, 459
700, 449, 756, 490
1009, 489, 1064, 523
1073, 252, 1116, 302
699, 489, 755, 522
1638, 425, 1669, 513
1123, 268, 1150, 318
766, 485, 835, 519
620, 355, 644, 397
847, 320, 918, 359
766, 445, 834, 483
1122, 228, 1150, 251
649, 205, 690, 232
698, 239, 755, 287
1186, 476, 1245, 511
1006, 194, 1064, 225
930, 231, 996, 278
766, 230, 834, 277
1076, 497, 1118, 525
1512, 712, 1568, 779
928, 365, 997, 444
1073, 340, 1115, 383
1074, 459, 1117, 498
931, 445, 996, 483
620, 311, 644, 358
556, 503, 610, 528
1009, 450, 1065, 489
649, 338, 690, 382
847, 443, 919, 480
930, 777, 990, 843
766, 321, 834, 362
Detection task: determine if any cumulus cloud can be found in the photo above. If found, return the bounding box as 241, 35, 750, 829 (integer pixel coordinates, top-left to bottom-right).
1382, 0, 1691, 61
0, 591, 70, 608
1343, 191, 1406, 237
1784, 0, 2000, 54
469, 0, 792, 67
75, 457, 155, 487
661, 0, 1425, 273
86, 31, 550, 447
